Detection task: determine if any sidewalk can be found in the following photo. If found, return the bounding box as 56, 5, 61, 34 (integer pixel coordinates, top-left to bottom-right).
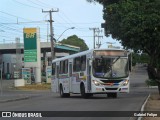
131, 64, 160, 120
0, 79, 29, 103
0, 79, 52, 103
0, 94, 30, 103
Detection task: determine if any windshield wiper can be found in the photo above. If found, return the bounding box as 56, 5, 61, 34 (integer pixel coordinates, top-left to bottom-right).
111, 56, 120, 65
108, 56, 120, 78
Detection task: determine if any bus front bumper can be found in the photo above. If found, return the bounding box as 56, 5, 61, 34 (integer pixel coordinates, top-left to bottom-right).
91, 85, 129, 93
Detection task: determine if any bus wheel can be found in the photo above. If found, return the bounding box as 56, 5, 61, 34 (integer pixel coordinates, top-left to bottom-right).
60, 85, 65, 98
80, 84, 86, 98
80, 84, 90, 98
107, 93, 117, 98
65, 93, 70, 97
60, 85, 70, 98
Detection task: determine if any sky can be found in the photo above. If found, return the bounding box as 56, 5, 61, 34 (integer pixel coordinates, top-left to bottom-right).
0, 0, 121, 49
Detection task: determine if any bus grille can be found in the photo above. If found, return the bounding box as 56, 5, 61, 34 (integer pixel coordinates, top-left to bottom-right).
105, 88, 118, 90
101, 79, 123, 83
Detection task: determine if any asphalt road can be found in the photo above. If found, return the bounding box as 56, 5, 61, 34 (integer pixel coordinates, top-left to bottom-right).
0, 64, 157, 120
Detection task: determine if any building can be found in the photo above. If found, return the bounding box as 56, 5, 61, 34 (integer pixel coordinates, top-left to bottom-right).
0, 42, 80, 79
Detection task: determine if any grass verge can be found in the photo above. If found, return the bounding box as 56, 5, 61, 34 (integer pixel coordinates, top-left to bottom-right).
143, 93, 160, 120
145, 79, 158, 87
14, 83, 51, 90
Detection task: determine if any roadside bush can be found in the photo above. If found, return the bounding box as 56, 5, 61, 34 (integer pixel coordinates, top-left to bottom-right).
145, 79, 158, 86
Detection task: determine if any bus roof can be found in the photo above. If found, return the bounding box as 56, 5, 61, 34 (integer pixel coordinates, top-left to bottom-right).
52, 48, 125, 63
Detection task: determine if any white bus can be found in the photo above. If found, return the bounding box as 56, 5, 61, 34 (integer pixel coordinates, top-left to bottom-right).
51, 48, 130, 98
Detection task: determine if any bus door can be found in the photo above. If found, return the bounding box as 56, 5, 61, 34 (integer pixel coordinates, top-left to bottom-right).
87, 58, 91, 92
69, 62, 73, 92
56, 65, 60, 92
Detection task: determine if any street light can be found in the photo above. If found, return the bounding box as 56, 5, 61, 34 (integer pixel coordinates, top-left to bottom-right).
56, 27, 75, 41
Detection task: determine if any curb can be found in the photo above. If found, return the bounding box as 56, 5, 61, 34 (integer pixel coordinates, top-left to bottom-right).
148, 86, 158, 88
0, 96, 30, 103
137, 94, 150, 120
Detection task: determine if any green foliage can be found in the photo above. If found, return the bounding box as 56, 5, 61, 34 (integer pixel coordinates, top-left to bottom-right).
146, 79, 158, 86
15, 83, 51, 90
132, 53, 139, 66
88, 0, 160, 80
92, 0, 160, 54
140, 53, 149, 63
87, 0, 160, 94
131, 52, 149, 66
60, 35, 89, 51
107, 0, 159, 60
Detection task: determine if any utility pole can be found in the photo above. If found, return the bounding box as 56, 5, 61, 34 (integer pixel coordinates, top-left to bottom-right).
96, 29, 103, 48
0, 67, 3, 96
89, 28, 103, 49
42, 9, 59, 60
89, 28, 99, 49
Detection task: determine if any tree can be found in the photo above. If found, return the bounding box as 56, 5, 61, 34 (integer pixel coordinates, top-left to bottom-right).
59, 35, 89, 51
87, 0, 160, 94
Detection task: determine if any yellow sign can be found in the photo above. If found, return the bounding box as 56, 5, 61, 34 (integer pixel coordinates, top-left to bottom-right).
23, 28, 36, 33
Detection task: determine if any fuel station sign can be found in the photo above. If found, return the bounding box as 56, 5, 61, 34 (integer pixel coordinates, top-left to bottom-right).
23, 27, 41, 83
23, 28, 37, 62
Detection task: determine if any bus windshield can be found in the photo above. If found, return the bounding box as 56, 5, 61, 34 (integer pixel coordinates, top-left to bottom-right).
92, 56, 129, 79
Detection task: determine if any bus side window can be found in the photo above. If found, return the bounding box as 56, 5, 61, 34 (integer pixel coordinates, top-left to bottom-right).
60, 61, 63, 74
60, 60, 68, 74
73, 56, 86, 72
64, 60, 68, 74
81, 55, 86, 71
73, 57, 81, 72
56, 65, 59, 78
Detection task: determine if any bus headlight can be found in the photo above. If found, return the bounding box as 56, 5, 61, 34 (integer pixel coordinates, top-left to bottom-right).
93, 80, 101, 86
121, 80, 129, 86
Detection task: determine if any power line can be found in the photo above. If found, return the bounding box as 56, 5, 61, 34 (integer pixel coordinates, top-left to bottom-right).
0, 11, 18, 18
54, 22, 102, 25
56, 13, 72, 28
58, 12, 74, 28
27, 0, 46, 8
0, 16, 16, 23
0, 10, 32, 21
13, 0, 41, 9
36, 0, 55, 8
0, 35, 19, 39
0, 20, 46, 24
0, 24, 22, 33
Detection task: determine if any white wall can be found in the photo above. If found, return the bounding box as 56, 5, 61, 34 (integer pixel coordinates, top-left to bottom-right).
1, 52, 69, 78
2, 54, 23, 76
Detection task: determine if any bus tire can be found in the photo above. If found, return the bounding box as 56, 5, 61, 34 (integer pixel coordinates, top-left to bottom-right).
59, 84, 65, 98
65, 93, 70, 97
60, 84, 70, 98
87, 93, 93, 97
80, 84, 90, 98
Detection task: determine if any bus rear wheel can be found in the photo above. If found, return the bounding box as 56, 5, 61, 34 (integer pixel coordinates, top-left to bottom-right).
59, 85, 70, 98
